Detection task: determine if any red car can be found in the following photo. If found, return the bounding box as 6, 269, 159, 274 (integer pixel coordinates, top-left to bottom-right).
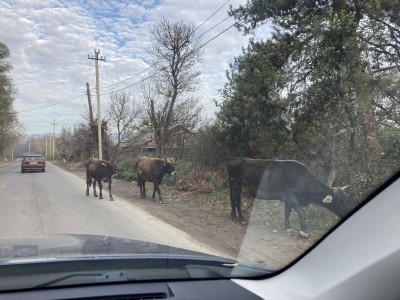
21, 155, 45, 173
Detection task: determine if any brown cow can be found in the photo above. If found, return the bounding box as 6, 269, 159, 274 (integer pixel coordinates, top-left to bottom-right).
86, 158, 117, 200
136, 156, 175, 203
227, 157, 351, 237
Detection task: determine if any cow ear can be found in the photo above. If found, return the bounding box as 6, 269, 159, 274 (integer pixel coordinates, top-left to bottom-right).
322, 195, 333, 204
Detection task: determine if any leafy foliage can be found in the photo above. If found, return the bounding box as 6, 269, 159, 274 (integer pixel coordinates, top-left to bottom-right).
115, 157, 138, 181
216, 0, 400, 205
0, 42, 21, 158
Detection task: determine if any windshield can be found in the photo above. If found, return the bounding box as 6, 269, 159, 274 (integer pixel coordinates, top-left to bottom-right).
1, 0, 399, 292
24, 156, 42, 161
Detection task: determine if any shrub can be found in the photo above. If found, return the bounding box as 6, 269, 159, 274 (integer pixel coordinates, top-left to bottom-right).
116, 157, 138, 181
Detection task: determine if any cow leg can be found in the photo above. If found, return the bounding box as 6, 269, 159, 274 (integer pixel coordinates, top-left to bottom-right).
142, 181, 146, 198
153, 182, 163, 204
108, 178, 113, 201
86, 177, 91, 196
232, 189, 245, 223
137, 179, 143, 198
284, 202, 293, 232
92, 179, 98, 197
98, 179, 103, 199
152, 184, 156, 200
228, 178, 237, 219
291, 203, 308, 238
230, 183, 245, 223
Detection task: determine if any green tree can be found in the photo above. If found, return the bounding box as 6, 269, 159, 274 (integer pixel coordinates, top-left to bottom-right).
218, 1, 400, 202
0, 42, 21, 158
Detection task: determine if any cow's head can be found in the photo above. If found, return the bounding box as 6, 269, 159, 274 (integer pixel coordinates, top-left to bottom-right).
164, 161, 176, 175
102, 160, 117, 177
110, 160, 117, 177
322, 185, 352, 218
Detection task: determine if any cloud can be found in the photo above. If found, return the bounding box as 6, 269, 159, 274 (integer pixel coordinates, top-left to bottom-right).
0, 0, 270, 134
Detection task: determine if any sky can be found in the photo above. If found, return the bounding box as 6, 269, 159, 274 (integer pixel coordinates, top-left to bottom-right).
0, 0, 270, 135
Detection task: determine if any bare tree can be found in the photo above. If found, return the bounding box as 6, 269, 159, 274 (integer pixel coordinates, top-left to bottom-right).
143, 18, 203, 158
106, 91, 144, 149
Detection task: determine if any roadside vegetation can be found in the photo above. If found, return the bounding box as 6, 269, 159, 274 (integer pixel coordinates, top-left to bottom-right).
0, 42, 22, 160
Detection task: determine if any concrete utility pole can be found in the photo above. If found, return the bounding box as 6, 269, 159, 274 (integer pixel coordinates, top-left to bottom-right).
51, 120, 57, 159
88, 50, 106, 159
86, 82, 94, 128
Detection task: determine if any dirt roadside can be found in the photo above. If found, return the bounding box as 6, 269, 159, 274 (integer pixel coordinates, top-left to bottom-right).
52, 160, 313, 268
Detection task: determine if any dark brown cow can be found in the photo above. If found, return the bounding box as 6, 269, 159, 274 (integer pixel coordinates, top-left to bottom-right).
227, 157, 351, 237
136, 156, 175, 203
86, 158, 117, 200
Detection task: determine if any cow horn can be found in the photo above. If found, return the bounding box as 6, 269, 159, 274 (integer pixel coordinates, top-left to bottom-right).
322, 195, 333, 204
101, 163, 107, 167
342, 185, 351, 190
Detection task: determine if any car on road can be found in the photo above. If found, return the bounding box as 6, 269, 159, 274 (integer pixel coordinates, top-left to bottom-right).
21, 155, 46, 173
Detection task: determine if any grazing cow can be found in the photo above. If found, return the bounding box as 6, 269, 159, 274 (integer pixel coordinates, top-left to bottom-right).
227, 157, 351, 237
136, 156, 175, 203
86, 158, 117, 200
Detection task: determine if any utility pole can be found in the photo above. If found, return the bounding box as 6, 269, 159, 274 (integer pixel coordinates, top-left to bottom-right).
86, 82, 94, 127
88, 50, 106, 159
51, 120, 57, 159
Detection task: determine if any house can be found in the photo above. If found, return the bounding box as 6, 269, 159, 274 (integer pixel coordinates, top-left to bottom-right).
141, 125, 196, 158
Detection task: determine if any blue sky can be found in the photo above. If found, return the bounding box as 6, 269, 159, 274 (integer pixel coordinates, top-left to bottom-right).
0, 0, 270, 135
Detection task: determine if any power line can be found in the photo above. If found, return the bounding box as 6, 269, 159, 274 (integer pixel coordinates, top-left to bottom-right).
15, 93, 86, 114
16, 2, 249, 114
111, 0, 147, 34
195, 0, 230, 31
101, 66, 151, 91
100, 15, 249, 95
98, 0, 233, 93
201, 14, 248, 47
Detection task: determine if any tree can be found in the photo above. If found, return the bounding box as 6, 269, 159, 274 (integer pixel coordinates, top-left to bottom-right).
218, 1, 400, 202
0, 42, 21, 158
143, 18, 203, 158
106, 91, 144, 149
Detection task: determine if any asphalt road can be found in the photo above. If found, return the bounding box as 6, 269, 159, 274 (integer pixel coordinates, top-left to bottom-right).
0, 159, 221, 256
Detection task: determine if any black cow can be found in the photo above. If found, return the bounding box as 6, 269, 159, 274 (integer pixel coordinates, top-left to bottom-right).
136, 156, 175, 203
86, 158, 117, 200
227, 157, 351, 237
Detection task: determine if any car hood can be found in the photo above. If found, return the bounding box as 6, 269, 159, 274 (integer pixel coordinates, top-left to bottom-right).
0, 234, 217, 264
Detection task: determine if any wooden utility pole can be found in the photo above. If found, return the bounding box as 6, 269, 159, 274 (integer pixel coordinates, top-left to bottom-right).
88, 50, 106, 159
51, 120, 57, 159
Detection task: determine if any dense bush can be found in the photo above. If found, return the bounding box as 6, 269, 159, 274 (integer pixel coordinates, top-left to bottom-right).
116, 157, 138, 181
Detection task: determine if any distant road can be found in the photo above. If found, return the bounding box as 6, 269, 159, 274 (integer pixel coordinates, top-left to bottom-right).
0, 160, 221, 256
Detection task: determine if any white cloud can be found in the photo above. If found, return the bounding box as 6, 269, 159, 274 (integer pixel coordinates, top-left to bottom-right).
0, 0, 271, 134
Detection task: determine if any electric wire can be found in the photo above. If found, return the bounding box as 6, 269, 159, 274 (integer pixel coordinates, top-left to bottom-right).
15, 1, 249, 115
